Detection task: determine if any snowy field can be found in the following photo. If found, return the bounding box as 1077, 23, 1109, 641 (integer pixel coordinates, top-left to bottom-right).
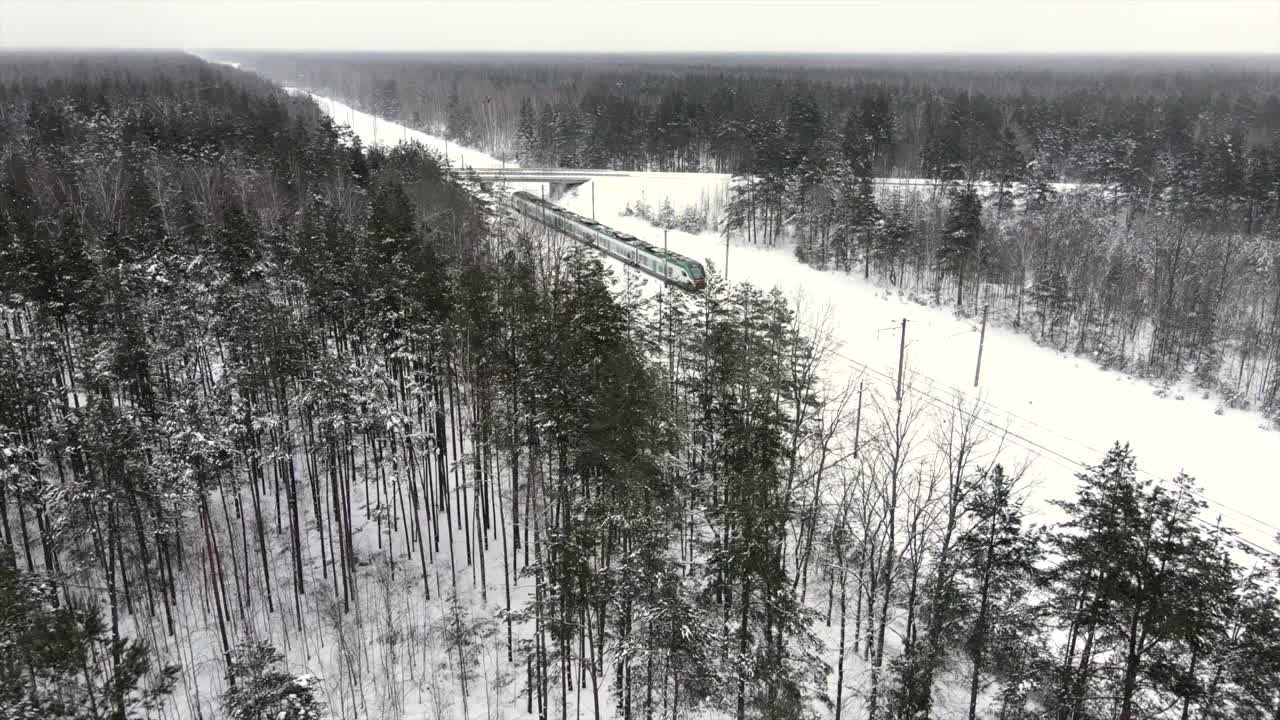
304, 92, 1280, 559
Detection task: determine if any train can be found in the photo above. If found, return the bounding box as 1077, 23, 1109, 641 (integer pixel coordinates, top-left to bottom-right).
503, 190, 707, 290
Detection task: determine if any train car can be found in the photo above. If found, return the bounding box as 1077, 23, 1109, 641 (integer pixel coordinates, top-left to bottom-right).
505, 190, 707, 290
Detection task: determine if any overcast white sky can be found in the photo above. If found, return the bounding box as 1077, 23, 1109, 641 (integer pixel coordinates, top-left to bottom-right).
1, 0, 1278, 54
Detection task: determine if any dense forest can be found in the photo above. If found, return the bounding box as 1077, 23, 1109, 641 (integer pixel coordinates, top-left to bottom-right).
3, 52, 1280, 720
226, 52, 1280, 179
230, 52, 1280, 413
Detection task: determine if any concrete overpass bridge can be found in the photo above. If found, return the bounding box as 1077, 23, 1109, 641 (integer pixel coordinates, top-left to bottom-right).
451, 166, 1010, 202
454, 167, 1016, 193
451, 167, 635, 199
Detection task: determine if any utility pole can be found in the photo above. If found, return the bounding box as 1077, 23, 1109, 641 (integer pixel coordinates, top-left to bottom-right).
658, 229, 677, 402
724, 237, 730, 282
974, 303, 989, 387
660, 228, 668, 357
591, 183, 596, 220
853, 381, 864, 458
896, 318, 907, 402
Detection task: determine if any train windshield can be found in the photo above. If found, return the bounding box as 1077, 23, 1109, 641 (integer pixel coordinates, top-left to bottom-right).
688, 264, 705, 280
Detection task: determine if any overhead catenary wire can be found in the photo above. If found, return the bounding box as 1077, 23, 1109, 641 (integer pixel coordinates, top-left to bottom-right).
694, 272, 1273, 551
796, 314, 1280, 559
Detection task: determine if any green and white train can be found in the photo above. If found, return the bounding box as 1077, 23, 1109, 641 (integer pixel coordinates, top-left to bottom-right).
505, 190, 707, 290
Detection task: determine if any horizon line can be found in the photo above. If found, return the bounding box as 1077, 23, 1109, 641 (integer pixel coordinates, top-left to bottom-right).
3, 47, 1279, 59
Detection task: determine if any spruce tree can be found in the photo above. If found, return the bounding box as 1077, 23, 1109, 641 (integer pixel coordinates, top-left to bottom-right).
0, 549, 178, 720
516, 97, 539, 164
223, 642, 322, 720
938, 186, 984, 309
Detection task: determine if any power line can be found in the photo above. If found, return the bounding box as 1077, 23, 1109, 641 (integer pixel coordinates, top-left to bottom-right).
799, 317, 1280, 559
805, 307, 1280, 535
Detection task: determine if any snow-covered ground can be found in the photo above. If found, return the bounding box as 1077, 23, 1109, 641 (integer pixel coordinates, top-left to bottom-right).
304, 92, 1280, 558
287, 90, 508, 169
558, 182, 1280, 547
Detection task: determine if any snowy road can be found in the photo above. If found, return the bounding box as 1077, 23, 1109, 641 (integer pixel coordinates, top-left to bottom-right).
304, 91, 1280, 557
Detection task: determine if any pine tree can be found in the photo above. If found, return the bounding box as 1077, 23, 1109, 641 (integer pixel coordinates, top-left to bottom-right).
859, 90, 896, 174
840, 111, 872, 178
956, 465, 1041, 720
657, 197, 677, 229
1031, 268, 1073, 346
223, 642, 323, 720
446, 84, 475, 146
833, 173, 881, 276
690, 281, 826, 720
515, 97, 539, 164
1044, 445, 1238, 720
784, 92, 825, 171
1018, 157, 1058, 212
1219, 562, 1280, 719
874, 193, 914, 285
989, 128, 1025, 215
938, 186, 984, 309
0, 549, 178, 720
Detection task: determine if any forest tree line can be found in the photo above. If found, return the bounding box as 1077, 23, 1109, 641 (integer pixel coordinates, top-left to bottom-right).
226, 52, 1280, 181
1, 53, 1279, 720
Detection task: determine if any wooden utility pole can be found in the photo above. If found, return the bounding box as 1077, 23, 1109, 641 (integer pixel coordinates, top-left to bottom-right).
974, 303, 989, 387
660, 229, 667, 341
853, 381, 864, 458
896, 319, 907, 401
